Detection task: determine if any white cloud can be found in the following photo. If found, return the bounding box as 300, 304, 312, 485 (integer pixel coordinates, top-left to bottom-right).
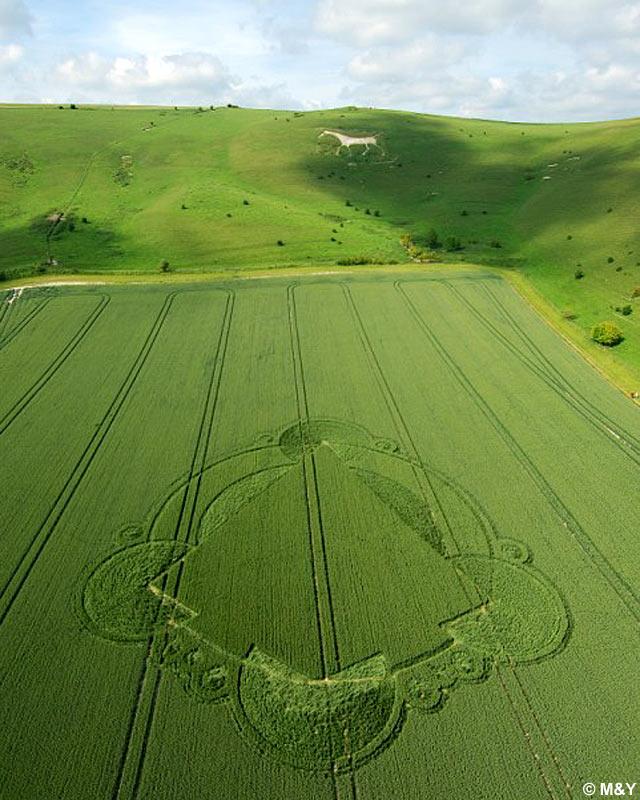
532, 0, 640, 40
56, 51, 233, 95
2, 0, 640, 120
347, 38, 465, 83
312, 0, 640, 120
315, 0, 523, 45
49, 49, 298, 108
340, 56, 640, 122
111, 11, 270, 61
314, 0, 640, 45
0, 41, 22, 63
0, 0, 31, 39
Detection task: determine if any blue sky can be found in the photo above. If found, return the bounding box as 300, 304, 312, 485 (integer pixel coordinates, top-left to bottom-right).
1, 0, 640, 121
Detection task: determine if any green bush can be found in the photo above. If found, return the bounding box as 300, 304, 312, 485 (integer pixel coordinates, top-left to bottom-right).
631, 287, 640, 298
591, 321, 624, 347
426, 229, 441, 249
336, 256, 386, 266
445, 236, 463, 252
160, 259, 171, 273
575, 269, 585, 279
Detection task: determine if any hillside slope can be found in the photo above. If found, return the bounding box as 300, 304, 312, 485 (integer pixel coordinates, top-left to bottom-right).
2, 104, 640, 382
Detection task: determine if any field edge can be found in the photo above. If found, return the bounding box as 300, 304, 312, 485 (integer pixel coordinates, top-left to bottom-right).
3, 261, 640, 402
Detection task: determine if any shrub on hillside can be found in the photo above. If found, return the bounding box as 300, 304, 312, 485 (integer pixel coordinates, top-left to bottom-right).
445, 236, 463, 251
608, 256, 615, 263
575, 269, 585, 279
426, 229, 441, 249
632, 287, 640, 298
400, 233, 413, 248
615, 305, 633, 316
336, 256, 386, 266
591, 321, 624, 347
160, 259, 171, 273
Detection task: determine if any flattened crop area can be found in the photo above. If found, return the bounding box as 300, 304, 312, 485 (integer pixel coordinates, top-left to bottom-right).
0, 273, 638, 800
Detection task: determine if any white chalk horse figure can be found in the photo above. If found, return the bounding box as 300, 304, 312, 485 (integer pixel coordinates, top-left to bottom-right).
320, 130, 380, 154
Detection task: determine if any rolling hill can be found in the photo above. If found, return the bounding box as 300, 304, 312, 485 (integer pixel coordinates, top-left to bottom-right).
2, 103, 640, 386
2, 103, 640, 799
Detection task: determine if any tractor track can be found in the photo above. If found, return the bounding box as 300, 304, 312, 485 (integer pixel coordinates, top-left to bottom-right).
396, 280, 640, 624
445, 280, 640, 467
0, 293, 110, 437
0, 292, 177, 626
111, 290, 235, 800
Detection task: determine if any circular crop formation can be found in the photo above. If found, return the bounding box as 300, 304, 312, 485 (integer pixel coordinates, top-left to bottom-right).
82, 418, 570, 774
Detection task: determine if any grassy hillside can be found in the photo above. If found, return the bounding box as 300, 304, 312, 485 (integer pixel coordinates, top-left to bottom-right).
2, 104, 640, 384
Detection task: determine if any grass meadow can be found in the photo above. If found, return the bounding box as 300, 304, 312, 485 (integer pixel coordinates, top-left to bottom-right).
2, 105, 640, 385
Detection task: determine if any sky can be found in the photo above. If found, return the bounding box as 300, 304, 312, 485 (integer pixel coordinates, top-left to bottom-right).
1, 0, 640, 121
